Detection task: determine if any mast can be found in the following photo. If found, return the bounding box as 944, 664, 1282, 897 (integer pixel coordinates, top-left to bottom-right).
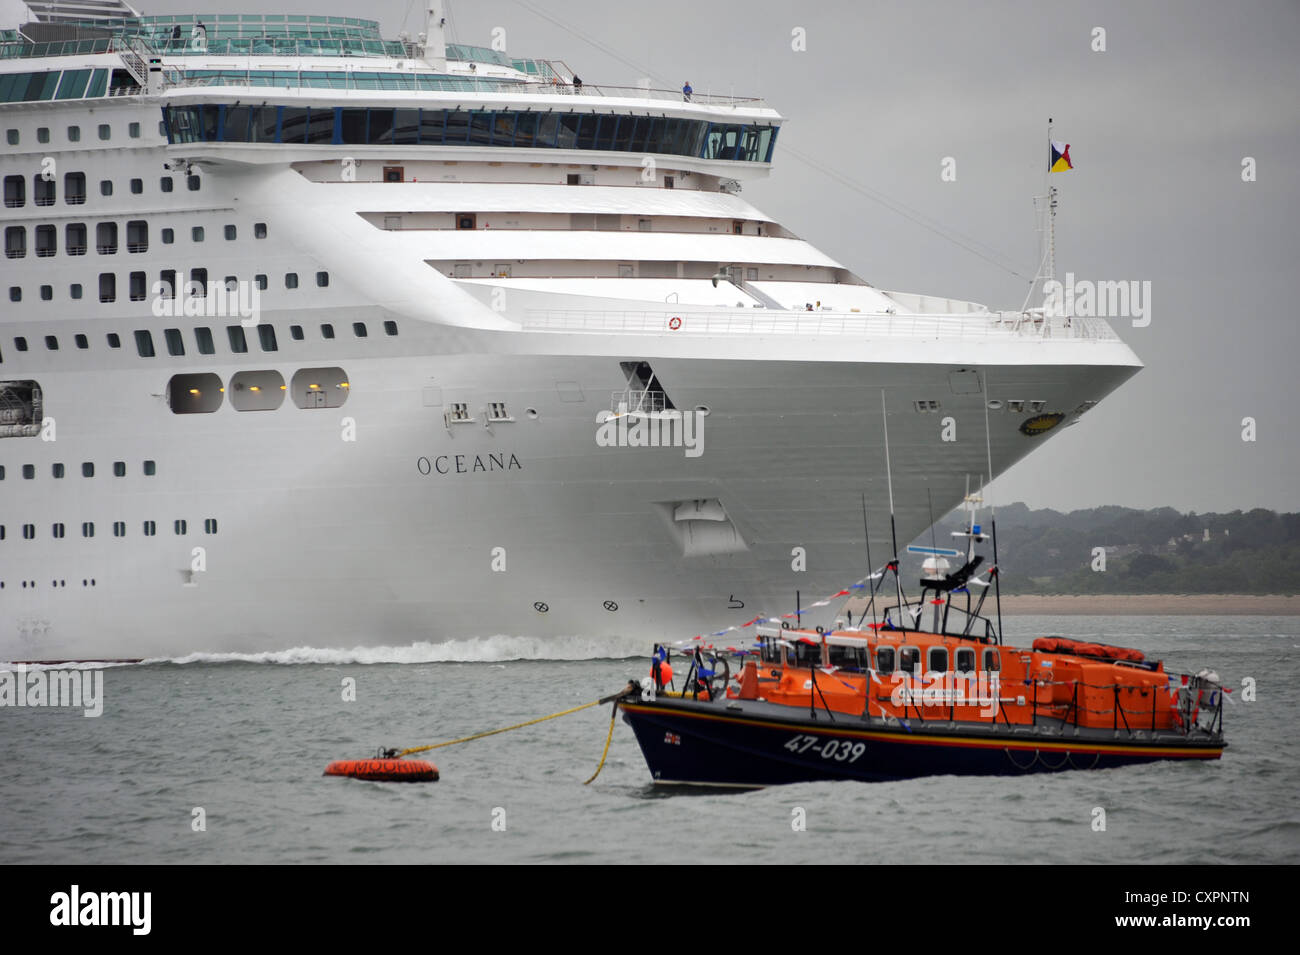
423, 1, 448, 71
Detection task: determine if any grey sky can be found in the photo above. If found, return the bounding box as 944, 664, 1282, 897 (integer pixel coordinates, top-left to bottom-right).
78, 0, 1300, 512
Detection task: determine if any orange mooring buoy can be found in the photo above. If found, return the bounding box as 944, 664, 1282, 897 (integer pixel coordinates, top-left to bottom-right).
324, 757, 439, 782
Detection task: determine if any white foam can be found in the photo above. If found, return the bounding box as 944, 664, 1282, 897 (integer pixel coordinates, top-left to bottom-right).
145, 633, 651, 666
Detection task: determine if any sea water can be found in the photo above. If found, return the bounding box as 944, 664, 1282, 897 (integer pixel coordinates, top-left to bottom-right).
2, 615, 1296, 864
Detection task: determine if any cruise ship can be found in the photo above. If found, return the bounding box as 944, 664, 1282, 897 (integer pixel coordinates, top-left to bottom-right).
0, 1, 1141, 661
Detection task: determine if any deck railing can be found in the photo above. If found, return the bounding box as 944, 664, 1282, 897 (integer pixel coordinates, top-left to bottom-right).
521, 308, 1121, 342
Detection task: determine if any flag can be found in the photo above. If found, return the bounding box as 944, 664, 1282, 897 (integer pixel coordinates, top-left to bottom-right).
1050, 140, 1073, 172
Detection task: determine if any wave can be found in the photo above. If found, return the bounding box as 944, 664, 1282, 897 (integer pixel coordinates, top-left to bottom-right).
145, 633, 652, 666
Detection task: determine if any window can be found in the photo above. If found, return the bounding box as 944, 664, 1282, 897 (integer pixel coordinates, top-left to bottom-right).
927, 647, 948, 675
227, 326, 248, 353
4, 225, 25, 257
174, 519, 188, 535
874, 646, 895, 674
22, 464, 34, 479
204, 518, 218, 534
143, 520, 156, 536
160, 176, 173, 193
143, 460, 156, 476
38, 127, 49, 143
5, 129, 16, 146
113, 521, 126, 537
52, 523, 65, 539
74, 334, 88, 349
70, 284, 83, 300
257, 325, 278, 352
224, 224, 236, 240
254, 222, 267, 238
956, 648, 976, 674
352, 322, 368, 337
983, 649, 1000, 672
192, 226, 204, 242
316, 271, 329, 287
44, 335, 58, 350
161, 228, 174, 244
126, 220, 148, 253
129, 122, 140, 138
96, 222, 117, 254
23, 524, 35, 539
82, 522, 94, 538
899, 646, 920, 674
65, 171, 86, 204
130, 178, 143, 194
9, 287, 20, 303
14, 336, 27, 351
383, 320, 398, 336
34, 176, 55, 206
98, 123, 111, 141
35, 224, 56, 256
129, 272, 147, 302
3, 175, 24, 208
113, 461, 126, 477
285, 272, 298, 289
40, 285, 53, 301
320, 323, 335, 339
100, 179, 113, 196
52, 463, 65, 478
158, 269, 176, 299
67, 125, 80, 143
190, 268, 207, 296
187, 175, 200, 191
99, 273, 116, 303
164, 328, 185, 356
134, 329, 155, 358
66, 222, 87, 254
169, 373, 222, 413
194, 327, 215, 354
106, 333, 120, 348
290, 324, 304, 341
255, 274, 267, 290
457, 214, 476, 230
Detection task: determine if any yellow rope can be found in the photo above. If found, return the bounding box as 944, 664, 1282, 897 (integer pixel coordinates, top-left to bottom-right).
396, 699, 604, 757
583, 704, 619, 785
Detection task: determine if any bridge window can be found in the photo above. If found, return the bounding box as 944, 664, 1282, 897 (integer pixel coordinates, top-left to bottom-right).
874, 646, 896, 674
955, 648, 976, 674
927, 647, 948, 674
899, 646, 920, 674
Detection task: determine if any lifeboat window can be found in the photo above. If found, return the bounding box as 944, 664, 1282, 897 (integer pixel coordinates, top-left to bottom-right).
899, 646, 920, 674
955, 648, 976, 673
168, 373, 222, 414
793, 640, 823, 667
291, 367, 350, 409
983, 649, 1000, 672
229, 370, 286, 412
828, 644, 868, 671
760, 638, 782, 664
875, 646, 895, 674
927, 647, 948, 674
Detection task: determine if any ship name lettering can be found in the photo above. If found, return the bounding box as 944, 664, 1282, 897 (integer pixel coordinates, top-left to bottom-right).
418, 453, 522, 476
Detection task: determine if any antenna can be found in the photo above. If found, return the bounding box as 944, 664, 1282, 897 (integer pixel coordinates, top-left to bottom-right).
860, 493, 878, 632
881, 390, 906, 631
981, 372, 1004, 644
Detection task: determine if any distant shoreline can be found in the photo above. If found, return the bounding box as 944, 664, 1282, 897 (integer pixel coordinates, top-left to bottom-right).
991, 594, 1299, 615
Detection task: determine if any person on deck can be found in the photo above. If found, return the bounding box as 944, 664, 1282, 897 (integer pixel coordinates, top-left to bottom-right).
682, 81, 693, 102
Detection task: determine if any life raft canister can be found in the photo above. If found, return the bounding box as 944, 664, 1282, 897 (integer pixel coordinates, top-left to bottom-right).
324, 758, 439, 782
1032, 636, 1145, 664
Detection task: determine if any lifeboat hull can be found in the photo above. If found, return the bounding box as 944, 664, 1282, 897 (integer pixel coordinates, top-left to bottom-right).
620, 697, 1225, 788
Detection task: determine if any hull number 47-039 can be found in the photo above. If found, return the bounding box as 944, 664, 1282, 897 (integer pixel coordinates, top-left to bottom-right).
784, 735, 867, 762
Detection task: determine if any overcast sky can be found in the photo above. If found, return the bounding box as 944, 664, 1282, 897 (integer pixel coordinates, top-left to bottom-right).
15, 0, 1296, 514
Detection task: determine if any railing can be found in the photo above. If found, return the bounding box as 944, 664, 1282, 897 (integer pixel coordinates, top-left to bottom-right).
522, 308, 1121, 342
610, 389, 670, 415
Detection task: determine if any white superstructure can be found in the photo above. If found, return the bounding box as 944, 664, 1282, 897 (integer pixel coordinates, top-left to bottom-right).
0, 5, 1141, 660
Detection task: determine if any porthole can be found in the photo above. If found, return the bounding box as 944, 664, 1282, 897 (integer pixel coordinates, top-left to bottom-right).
986, 400, 1004, 411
